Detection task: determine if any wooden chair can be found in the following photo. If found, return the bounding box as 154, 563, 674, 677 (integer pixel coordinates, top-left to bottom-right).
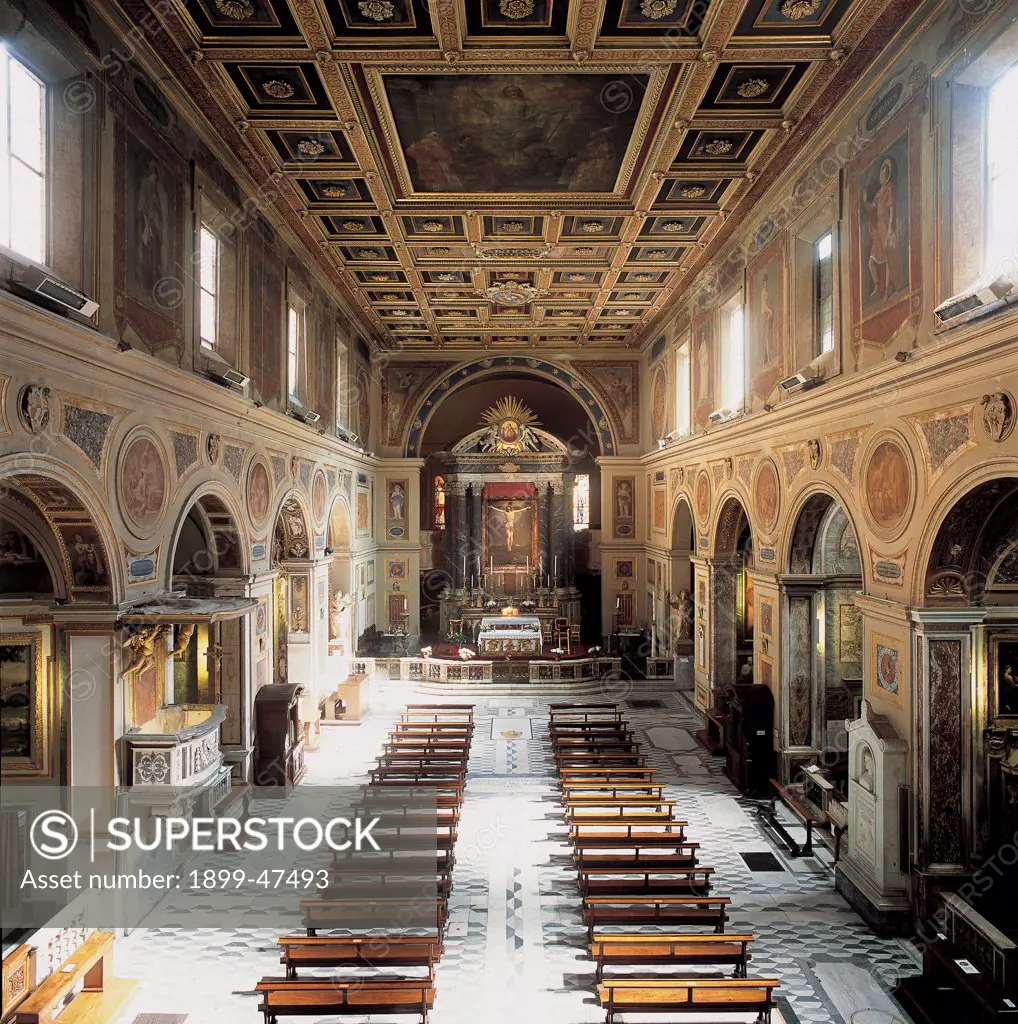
553, 616, 571, 653
447, 618, 464, 639
570, 623, 581, 648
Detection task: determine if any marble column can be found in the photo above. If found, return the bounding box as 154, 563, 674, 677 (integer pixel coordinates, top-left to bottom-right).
550, 485, 565, 586
453, 483, 468, 588
780, 580, 821, 761
562, 475, 576, 586
469, 484, 482, 582
538, 483, 550, 580
707, 558, 739, 705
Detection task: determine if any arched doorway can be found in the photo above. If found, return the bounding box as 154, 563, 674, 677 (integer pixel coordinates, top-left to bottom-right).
709, 496, 754, 705
913, 475, 1018, 931
782, 492, 863, 782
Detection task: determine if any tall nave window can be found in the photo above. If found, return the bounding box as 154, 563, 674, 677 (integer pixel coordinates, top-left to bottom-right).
814, 232, 835, 356
675, 342, 690, 437
0, 48, 46, 263
198, 225, 219, 349
986, 62, 1018, 275
573, 474, 590, 531
720, 301, 745, 414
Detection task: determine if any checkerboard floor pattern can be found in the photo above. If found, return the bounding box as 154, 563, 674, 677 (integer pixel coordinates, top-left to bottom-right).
115, 679, 920, 1024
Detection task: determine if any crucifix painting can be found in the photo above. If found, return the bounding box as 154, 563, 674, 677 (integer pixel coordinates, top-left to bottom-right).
485, 498, 536, 567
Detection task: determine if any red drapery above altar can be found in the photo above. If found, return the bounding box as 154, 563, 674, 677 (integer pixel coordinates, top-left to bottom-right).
482, 482, 536, 501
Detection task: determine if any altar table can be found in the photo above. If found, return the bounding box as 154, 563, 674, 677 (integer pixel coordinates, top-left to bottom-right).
477, 615, 543, 656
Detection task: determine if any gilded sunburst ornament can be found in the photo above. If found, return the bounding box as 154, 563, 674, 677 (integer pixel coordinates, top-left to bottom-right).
321, 184, 348, 198
479, 396, 541, 454
737, 77, 771, 99
680, 184, 706, 198
296, 138, 326, 156
359, 0, 396, 18
780, 0, 822, 18
262, 79, 295, 100
704, 138, 734, 156
640, 0, 677, 18
214, 0, 254, 18
499, 0, 535, 17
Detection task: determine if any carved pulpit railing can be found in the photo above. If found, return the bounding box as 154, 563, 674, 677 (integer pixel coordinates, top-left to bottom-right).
123, 704, 228, 789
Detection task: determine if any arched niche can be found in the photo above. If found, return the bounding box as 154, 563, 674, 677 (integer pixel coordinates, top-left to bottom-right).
783, 490, 864, 771
709, 495, 755, 699
667, 498, 696, 657
169, 488, 247, 585
0, 464, 119, 605
913, 475, 1018, 927
326, 497, 355, 654
0, 494, 64, 602
404, 358, 619, 458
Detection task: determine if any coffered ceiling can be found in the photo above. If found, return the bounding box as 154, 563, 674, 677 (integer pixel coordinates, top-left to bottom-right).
124, 0, 904, 352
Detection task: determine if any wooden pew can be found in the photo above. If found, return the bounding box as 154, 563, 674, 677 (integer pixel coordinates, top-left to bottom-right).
256, 978, 435, 1024
589, 932, 753, 982
376, 753, 470, 768
550, 711, 624, 725
575, 849, 699, 872
565, 807, 675, 825
556, 752, 648, 768
394, 724, 473, 739
405, 703, 474, 716
301, 897, 448, 937
568, 819, 687, 838
384, 738, 471, 752
563, 796, 675, 813
12, 932, 137, 1024
578, 865, 714, 897
596, 977, 779, 1024
550, 702, 619, 710
562, 782, 666, 799
569, 827, 696, 851
560, 767, 658, 784
553, 739, 641, 753
276, 935, 440, 979
582, 895, 731, 941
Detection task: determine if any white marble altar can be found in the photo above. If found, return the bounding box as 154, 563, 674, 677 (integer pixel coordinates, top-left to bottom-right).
477, 614, 543, 656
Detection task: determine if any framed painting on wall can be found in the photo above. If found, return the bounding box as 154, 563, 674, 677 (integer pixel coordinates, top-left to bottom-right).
992, 636, 1018, 719
0, 632, 49, 778
386, 478, 408, 539
356, 488, 370, 534
653, 487, 666, 532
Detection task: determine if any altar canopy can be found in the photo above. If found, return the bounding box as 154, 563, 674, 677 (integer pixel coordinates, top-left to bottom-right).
477, 615, 543, 656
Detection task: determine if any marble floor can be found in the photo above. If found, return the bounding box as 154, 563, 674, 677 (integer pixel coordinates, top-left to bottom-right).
116, 678, 920, 1024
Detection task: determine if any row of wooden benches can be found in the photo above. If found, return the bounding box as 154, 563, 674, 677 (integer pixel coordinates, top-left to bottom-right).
549, 701, 781, 1024
257, 704, 475, 1024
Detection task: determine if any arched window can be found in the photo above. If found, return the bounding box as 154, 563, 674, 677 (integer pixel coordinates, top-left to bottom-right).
573, 474, 590, 531
433, 474, 446, 528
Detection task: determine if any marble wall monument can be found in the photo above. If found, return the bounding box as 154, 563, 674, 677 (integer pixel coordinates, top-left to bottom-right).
836, 699, 911, 935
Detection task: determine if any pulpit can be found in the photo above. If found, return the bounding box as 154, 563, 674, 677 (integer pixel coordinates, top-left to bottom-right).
253, 683, 306, 787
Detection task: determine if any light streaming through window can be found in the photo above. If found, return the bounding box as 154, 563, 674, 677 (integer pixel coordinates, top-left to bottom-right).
0, 48, 46, 263
675, 343, 690, 437
987, 62, 1018, 275
573, 474, 590, 531
722, 306, 745, 412
199, 225, 219, 348
287, 305, 300, 400
815, 231, 835, 355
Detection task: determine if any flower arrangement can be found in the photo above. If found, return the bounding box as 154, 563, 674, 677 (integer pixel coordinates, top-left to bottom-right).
550, 647, 565, 657
588, 645, 602, 655
458, 647, 477, 661
485, 599, 497, 609
520, 599, 536, 609
420, 646, 433, 658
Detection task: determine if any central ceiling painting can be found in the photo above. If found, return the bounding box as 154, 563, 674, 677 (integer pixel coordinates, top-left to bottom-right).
383, 74, 650, 193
